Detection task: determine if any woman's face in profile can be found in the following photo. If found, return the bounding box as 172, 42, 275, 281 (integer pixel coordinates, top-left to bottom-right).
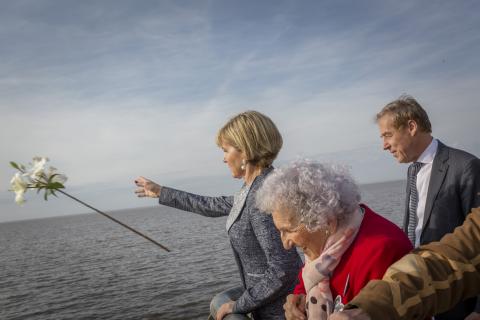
272, 209, 330, 260
221, 142, 245, 179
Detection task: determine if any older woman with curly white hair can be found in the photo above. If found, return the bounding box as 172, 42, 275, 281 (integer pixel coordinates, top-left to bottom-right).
256, 160, 412, 320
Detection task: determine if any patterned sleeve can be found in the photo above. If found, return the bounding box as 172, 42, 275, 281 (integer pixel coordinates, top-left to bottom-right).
459, 157, 480, 313
232, 203, 301, 314
158, 186, 233, 217
347, 208, 480, 320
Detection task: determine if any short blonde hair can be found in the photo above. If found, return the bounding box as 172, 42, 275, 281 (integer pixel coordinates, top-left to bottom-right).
216, 111, 282, 168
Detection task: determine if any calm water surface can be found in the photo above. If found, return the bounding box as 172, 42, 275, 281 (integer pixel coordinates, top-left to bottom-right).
0, 180, 405, 320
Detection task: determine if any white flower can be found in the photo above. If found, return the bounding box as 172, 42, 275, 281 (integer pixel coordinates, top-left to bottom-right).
52, 173, 68, 184
10, 157, 67, 206
28, 156, 49, 179
46, 166, 68, 184
10, 172, 28, 192
10, 173, 28, 205
15, 192, 26, 205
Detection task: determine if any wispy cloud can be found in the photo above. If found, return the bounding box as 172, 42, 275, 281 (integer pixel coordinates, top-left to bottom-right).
1, 0, 480, 222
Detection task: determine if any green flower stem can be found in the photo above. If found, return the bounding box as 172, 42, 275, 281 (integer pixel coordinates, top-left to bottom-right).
56, 189, 170, 252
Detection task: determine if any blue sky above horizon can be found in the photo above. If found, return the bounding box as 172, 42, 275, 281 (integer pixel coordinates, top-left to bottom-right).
1, 0, 480, 222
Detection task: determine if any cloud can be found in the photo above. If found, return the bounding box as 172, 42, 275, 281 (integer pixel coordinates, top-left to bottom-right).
1, 0, 480, 222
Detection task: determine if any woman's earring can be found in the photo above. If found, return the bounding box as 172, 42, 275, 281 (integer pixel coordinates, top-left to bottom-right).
241, 159, 246, 170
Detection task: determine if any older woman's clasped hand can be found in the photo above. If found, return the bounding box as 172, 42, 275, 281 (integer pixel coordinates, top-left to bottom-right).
283, 292, 371, 320
134, 176, 161, 198
284, 294, 306, 320
283, 293, 371, 320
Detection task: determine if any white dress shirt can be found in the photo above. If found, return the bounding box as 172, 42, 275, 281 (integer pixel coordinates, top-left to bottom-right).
413, 138, 438, 248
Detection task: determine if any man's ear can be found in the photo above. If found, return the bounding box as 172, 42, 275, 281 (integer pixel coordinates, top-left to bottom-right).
407, 119, 418, 136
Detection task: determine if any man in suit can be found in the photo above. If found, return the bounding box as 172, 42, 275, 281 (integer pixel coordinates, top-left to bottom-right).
376, 95, 480, 320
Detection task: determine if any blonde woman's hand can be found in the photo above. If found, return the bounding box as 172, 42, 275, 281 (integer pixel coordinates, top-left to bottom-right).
216, 301, 234, 320
134, 176, 161, 198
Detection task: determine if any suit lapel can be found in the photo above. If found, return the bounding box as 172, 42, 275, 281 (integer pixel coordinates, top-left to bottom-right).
422, 142, 449, 231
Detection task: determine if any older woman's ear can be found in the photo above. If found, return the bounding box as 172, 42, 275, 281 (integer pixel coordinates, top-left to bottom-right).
328, 219, 338, 235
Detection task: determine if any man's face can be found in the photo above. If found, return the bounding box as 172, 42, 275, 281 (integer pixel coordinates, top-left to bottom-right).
377, 114, 416, 163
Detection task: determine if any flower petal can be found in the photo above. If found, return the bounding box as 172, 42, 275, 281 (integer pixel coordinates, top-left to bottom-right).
52, 174, 68, 184
10, 173, 28, 193
15, 191, 26, 205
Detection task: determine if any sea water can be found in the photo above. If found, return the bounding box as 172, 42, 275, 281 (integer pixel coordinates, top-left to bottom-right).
0, 180, 405, 320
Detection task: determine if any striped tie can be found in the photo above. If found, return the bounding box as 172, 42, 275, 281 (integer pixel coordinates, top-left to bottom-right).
407, 162, 424, 245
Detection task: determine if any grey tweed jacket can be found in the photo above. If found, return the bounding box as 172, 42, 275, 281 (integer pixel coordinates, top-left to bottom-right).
158, 167, 302, 320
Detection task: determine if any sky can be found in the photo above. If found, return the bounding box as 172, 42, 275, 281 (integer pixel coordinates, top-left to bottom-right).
1, 0, 480, 222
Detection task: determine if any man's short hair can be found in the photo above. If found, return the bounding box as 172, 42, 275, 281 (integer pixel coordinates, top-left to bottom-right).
376, 95, 432, 133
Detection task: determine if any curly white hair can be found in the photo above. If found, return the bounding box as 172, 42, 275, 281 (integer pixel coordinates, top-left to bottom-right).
257, 159, 361, 231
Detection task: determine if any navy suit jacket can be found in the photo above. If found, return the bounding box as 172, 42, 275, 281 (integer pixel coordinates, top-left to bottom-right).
404, 140, 480, 319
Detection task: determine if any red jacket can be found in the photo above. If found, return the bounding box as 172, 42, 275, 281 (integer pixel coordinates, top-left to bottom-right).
293, 204, 412, 304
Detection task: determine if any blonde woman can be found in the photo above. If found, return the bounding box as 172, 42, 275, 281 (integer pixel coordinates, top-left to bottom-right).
135, 111, 302, 320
